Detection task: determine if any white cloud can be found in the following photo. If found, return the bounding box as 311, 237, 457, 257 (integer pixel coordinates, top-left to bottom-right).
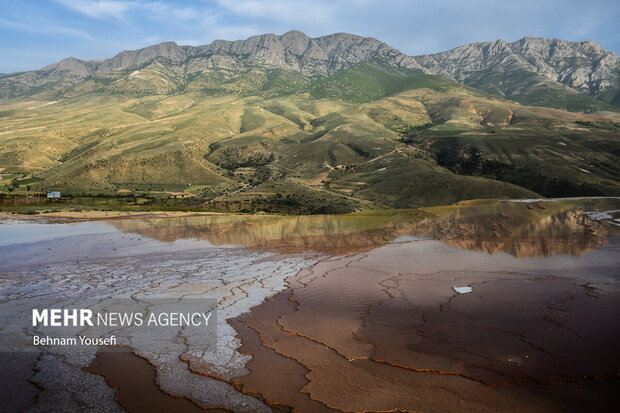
55, 0, 134, 20
140, 1, 222, 25
218, 0, 336, 22
0, 16, 93, 39
56, 0, 218, 23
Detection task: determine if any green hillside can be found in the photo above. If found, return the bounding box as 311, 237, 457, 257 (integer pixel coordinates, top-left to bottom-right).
1, 62, 619, 212
310, 62, 458, 103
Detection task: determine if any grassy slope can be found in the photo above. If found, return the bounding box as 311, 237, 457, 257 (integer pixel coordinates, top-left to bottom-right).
1, 63, 619, 210
310, 61, 459, 103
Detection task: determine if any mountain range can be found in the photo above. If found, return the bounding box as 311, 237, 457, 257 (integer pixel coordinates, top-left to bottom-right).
3, 31, 620, 111
1, 31, 619, 211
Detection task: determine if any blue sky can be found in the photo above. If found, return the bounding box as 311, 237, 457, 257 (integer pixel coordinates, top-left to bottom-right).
1, 0, 619, 73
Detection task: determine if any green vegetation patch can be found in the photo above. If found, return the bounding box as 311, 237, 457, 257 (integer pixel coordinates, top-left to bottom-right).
311, 62, 457, 103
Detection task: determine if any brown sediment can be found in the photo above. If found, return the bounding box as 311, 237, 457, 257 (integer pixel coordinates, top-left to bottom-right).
231, 313, 338, 413
180, 294, 338, 412
232, 239, 620, 412
236, 290, 534, 412
86, 349, 231, 413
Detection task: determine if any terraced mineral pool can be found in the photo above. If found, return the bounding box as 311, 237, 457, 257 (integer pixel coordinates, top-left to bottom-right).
1, 198, 619, 412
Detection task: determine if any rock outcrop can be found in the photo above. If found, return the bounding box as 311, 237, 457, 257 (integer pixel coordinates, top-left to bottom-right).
417, 37, 620, 104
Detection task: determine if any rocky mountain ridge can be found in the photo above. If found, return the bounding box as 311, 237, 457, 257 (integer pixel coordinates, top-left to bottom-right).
1, 31, 619, 110
417, 37, 620, 106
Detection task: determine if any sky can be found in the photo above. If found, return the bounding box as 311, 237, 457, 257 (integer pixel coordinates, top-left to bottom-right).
1, 0, 619, 73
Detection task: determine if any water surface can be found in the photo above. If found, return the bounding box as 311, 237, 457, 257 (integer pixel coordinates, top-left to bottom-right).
0, 198, 619, 412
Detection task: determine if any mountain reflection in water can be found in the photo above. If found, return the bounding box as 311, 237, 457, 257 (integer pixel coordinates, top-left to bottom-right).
110, 198, 620, 257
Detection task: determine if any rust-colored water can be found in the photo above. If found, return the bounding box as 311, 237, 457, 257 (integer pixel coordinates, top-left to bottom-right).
3, 198, 619, 411
232, 238, 620, 412
87, 349, 230, 413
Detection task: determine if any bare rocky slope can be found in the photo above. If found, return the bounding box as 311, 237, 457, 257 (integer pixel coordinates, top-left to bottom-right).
416, 37, 620, 109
